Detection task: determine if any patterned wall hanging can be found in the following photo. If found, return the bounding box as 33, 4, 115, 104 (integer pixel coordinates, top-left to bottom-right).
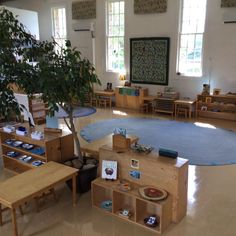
130, 37, 170, 85
221, 0, 236, 7
72, 0, 96, 19
134, 0, 167, 14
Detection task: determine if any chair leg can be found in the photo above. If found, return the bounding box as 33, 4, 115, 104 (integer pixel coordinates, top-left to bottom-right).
0, 203, 2, 226
19, 206, 24, 216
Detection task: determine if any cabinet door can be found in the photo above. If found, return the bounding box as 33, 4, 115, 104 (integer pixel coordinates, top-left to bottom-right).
45, 139, 61, 162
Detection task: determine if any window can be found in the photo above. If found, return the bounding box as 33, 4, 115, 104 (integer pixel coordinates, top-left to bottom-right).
51, 7, 67, 50
177, 0, 207, 77
106, 0, 125, 72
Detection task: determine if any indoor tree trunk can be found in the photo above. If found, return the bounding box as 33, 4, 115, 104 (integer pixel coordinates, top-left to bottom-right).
68, 111, 83, 164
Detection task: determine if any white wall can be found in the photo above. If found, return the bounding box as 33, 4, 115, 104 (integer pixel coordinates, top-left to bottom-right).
4, 0, 236, 99
1, 5, 40, 40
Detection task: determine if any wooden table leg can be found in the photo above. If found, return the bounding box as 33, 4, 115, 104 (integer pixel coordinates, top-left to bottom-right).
72, 174, 77, 206
11, 208, 18, 236
0, 203, 2, 226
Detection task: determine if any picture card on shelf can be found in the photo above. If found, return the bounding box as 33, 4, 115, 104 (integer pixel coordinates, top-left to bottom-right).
102, 160, 118, 180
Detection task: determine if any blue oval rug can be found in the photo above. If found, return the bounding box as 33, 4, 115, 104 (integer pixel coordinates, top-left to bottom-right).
80, 118, 236, 166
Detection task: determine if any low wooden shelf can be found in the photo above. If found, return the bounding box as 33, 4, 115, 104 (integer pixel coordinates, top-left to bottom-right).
92, 178, 172, 234
115, 86, 148, 110
196, 94, 236, 121
0, 125, 74, 173
98, 146, 189, 223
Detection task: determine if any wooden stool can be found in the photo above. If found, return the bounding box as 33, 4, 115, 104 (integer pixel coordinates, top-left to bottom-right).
140, 103, 149, 113
177, 107, 188, 118
99, 98, 110, 108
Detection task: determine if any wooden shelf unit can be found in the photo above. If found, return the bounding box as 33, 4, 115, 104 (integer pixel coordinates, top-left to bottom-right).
0, 126, 74, 173
99, 146, 189, 223
115, 86, 148, 110
92, 178, 172, 234
196, 94, 236, 121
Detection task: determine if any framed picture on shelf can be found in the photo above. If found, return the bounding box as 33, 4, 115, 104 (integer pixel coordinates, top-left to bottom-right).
205, 97, 212, 103
131, 159, 139, 169
101, 160, 118, 180
213, 88, 221, 96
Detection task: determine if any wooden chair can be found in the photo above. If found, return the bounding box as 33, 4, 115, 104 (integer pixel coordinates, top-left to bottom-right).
0, 205, 23, 226
98, 98, 110, 108
90, 96, 98, 107
34, 188, 57, 212
176, 107, 188, 118
140, 103, 149, 113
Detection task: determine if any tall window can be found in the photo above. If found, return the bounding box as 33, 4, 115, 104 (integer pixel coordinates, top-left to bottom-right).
177, 0, 207, 77
51, 7, 67, 50
106, 0, 125, 72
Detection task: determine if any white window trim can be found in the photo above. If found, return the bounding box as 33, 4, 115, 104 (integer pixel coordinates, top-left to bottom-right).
105, 0, 125, 73
176, 0, 207, 78
51, 5, 68, 46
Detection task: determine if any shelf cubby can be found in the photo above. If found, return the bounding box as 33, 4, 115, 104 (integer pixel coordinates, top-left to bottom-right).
91, 178, 173, 234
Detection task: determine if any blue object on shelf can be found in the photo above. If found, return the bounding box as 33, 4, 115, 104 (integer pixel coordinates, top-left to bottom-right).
100, 200, 112, 212
159, 148, 178, 159
28, 147, 45, 155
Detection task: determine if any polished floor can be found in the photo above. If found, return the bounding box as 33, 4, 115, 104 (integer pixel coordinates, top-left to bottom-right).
0, 108, 236, 236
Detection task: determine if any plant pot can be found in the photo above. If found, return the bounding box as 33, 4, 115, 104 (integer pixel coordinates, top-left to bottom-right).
65, 158, 98, 193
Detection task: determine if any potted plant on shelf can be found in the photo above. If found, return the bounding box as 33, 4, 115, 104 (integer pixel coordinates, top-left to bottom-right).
0, 8, 101, 193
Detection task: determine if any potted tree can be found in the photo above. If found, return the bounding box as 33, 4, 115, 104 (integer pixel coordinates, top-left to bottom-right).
0, 8, 101, 193
34, 39, 101, 193
0, 8, 38, 121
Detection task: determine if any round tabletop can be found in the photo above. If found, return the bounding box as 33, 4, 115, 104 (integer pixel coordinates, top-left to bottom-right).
56, 106, 96, 118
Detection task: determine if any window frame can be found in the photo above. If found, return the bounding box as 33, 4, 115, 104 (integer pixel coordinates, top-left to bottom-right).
51, 5, 68, 50
105, 0, 125, 73
176, 0, 207, 78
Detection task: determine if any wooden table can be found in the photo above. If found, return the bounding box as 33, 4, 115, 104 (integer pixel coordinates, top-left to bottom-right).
81, 133, 139, 158
94, 90, 115, 108
0, 162, 78, 236
174, 99, 196, 118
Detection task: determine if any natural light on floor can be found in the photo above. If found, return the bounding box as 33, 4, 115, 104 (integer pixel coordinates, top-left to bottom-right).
112, 110, 128, 116
194, 122, 216, 129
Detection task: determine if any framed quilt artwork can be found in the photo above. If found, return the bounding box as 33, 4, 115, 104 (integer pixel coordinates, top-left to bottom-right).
130, 37, 170, 85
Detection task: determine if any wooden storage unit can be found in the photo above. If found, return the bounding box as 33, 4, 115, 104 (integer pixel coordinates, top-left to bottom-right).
92, 178, 172, 234
115, 86, 148, 110
28, 95, 47, 125
0, 126, 74, 173
99, 146, 189, 223
153, 98, 176, 117
196, 94, 236, 121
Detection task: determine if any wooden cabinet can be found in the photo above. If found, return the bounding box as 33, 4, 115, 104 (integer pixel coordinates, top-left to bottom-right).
153, 98, 176, 117
92, 178, 172, 234
98, 146, 189, 223
196, 94, 236, 120
0, 126, 74, 173
115, 86, 148, 110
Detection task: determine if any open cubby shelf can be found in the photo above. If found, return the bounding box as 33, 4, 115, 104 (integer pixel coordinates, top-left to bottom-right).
196, 94, 236, 121
91, 178, 172, 234
0, 126, 73, 173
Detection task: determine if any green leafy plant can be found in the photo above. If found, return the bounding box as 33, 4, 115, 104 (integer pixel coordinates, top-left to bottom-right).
0, 8, 38, 120
35, 39, 101, 165
0, 8, 101, 166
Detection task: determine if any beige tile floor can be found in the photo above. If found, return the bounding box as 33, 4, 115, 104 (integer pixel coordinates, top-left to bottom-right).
0, 108, 236, 236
